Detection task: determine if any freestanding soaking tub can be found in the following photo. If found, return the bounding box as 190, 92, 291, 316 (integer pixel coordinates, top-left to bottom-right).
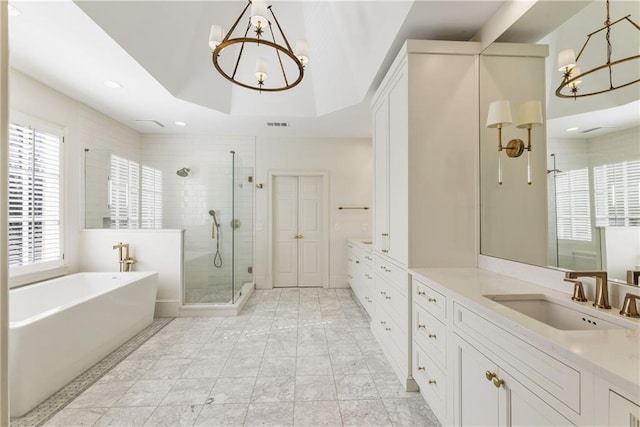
9, 272, 158, 417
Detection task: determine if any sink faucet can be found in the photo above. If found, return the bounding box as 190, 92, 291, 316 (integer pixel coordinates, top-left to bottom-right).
112, 242, 136, 272
565, 271, 610, 309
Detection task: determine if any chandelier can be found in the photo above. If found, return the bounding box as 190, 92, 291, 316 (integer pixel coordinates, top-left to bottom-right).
556, 0, 640, 99
208, 0, 309, 92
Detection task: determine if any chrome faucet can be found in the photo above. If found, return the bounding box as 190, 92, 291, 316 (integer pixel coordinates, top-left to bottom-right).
565, 271, 610, 309
112, 242, 136, 272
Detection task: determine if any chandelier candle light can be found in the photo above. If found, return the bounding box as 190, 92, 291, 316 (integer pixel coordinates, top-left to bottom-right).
556, 0, 640, 99
209, 0, 309, 92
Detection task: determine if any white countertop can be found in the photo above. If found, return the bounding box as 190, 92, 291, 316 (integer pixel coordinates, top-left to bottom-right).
410, 267, 640, 397
347, 238, 373, 251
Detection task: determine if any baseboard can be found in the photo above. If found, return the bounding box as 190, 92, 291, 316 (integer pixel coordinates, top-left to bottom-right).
330, 274, 349, 289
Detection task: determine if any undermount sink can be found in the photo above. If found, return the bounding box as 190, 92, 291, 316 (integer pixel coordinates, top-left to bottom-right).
484, 294, 637, 331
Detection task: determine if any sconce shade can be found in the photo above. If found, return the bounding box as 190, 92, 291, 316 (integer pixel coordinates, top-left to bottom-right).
486, 100, 512, 128
516, 100, 543, 129
557, 49, 576, 71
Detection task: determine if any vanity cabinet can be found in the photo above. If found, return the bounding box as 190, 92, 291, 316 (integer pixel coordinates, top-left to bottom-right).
454, 335, 575, 426
347, 240, 375, 318
371, 40, 479, 269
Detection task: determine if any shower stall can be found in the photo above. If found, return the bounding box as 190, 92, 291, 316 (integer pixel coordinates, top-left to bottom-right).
174, 151, 254, 305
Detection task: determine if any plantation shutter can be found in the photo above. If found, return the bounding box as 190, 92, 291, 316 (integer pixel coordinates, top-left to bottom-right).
109, 154, 140, 229
141, 165, 163, 228
594, 160, 640, 227
8, 122, 62, 269
554, 168, 592, 241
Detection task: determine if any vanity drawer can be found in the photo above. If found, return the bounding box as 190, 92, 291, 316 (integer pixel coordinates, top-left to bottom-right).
413, 342, 446, 421
375, 275, 408, 333
374, 255, 408, 296
413, 304, 446, 367
363, 252, 375, 267
413, 278, 446, 320
453, 302, 582, 414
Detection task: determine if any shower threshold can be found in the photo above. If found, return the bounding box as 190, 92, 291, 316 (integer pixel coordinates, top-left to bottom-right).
179, 282, 255, 317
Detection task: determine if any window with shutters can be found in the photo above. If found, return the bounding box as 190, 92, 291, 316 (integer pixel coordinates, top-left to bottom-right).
555, 168, 592, 241
8, 120, 63, 273
141, 165, 163, 228
109, 154, 140, 229
594, 160, 640, 227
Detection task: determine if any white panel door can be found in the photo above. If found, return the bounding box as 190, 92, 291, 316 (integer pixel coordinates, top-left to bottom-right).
298, 176, 323, 287
273, 176, 299, 287
273, 175, 324, 288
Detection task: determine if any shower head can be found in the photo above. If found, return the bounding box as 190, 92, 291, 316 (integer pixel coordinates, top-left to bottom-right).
176, 167, 190, 177
208, 210, 215, 217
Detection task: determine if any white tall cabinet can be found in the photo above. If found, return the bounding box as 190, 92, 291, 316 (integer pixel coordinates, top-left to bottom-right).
370, 40, 481, 391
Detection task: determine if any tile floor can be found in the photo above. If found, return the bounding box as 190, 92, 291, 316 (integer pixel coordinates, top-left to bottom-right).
44, 288, 440, 427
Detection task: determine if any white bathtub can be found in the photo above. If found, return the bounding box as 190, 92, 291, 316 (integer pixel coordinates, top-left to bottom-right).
9, 272, 158, 417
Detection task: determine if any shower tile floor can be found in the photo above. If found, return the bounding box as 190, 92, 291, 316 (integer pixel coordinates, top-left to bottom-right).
43, 288, 440, 427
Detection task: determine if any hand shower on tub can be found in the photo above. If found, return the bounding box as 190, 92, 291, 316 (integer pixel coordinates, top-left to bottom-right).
209, 210, 223, 268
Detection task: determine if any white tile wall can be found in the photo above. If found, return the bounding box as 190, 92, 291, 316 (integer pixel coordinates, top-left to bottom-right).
142, 135, 255, 303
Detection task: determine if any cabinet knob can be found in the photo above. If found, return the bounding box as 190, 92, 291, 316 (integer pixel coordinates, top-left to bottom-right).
485, 371, 496, 381
417, 323, 426, 329
493, 377, 505, 388
428, 334, 437, 339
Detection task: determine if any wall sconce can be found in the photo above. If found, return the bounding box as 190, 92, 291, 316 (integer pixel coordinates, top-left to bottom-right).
486, 100, 543, 185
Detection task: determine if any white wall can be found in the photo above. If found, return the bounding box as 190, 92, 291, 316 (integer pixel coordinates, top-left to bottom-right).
79, 229, 183, 317
8, 69, 143, 281
254, 136, 372, 289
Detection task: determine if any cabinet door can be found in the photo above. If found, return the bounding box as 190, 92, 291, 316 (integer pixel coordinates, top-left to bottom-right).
454, 336, 500, 426
373, 98, 389, 254
387, 69, 408, 265
609, 391, 640, 427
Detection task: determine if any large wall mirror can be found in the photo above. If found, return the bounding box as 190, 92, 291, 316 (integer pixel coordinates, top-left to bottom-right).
480, 0, 640, 286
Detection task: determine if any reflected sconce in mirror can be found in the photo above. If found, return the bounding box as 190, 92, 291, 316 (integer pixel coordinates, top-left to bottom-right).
486, 100, 543, 185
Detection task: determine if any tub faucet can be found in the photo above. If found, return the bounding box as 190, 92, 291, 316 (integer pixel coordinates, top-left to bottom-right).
564, 271, 610, 309
112, 242, 135, 272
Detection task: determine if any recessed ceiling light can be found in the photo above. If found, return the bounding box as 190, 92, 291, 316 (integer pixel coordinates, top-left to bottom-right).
566, 127, 579, 132
103, 80, 123, 89
8, 4, 22, 16
175, 121, 187, 127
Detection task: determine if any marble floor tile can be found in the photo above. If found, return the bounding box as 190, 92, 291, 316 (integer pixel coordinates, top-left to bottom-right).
160, 378, 215, 405
43, 407, 106, 427
296, 356, 332, 376
338, 399, 392, 427
143, 358, 193, 380
294, 376, 337, 402
99, 360, 156, 383
93, 406, 156, 427
231, 339, 268, 358
195, 343, 234, 359
244, 402, 294, 427
365, 354, 394, 374
181, 359, 225, 379
372, 373, 415, 399
382, 396, 441, 427
219, 357, 262, 377
208, 377, 257, 404
143, 405, 203, 427
115, 379, 175, 407
296, 327, 326, 344
259, 357, 296, 377
328, 340, 363, 358
194, 403, 248, 427
67, 381, 135, 409
293, 400, 342, 426
324, 326, 355, 341
264, 338, 298, 357
296, 342, 329, 357
161, 343, 204, 360
335, 374, 380, 400
330, 355, 370, 376
251, 376, 295, 403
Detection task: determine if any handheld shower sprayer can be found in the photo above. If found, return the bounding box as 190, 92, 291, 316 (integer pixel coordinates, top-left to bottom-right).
209, 210, 222, 268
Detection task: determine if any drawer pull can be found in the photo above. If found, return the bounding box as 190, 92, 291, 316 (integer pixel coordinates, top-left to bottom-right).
385, 268, 391, 273
485, 371, 496, 381
366, 256, 372, 260
385, 327, 391, 331
493, 377, 505, 388
417, 291, 426, 296
418, 366, 426, 371
428, 334, 437, 339
428, 297, 437, 303
417, 324, 426, 329
381, 233, 389, 237
381, 249, 389, 253
368, 300, 373, 303
380, 291, 386, 295
385, 296, 391, 300
428, 380, 437, 385
355, 260, 360, 264
380, 321, 386, 325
